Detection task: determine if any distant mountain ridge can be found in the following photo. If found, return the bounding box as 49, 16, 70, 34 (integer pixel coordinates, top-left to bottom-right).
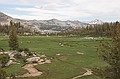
0, 12, 14, 24
88, 19, 104, 24
0, 12, 104, 33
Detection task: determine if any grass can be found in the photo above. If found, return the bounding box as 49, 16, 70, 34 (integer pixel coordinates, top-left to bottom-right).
0, 36, 110, 79
3, 64, 27, 76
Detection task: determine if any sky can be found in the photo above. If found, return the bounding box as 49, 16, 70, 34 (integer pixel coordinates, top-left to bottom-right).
0, 0, 120, 22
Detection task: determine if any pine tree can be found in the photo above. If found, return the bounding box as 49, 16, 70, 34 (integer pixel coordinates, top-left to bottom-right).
9, 20, 19, 50
94, 22, 120, 79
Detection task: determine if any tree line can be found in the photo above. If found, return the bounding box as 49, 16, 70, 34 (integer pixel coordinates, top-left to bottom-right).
58, 22, 120, 37
93, 21, 120, 79
0, 22, 32, 35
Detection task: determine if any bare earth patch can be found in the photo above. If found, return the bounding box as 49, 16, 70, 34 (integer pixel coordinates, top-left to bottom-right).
72, 68, 93, 79
17, 64, 42, 78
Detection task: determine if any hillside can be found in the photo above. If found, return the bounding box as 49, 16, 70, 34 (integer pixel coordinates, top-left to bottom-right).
0, 12, 103, 33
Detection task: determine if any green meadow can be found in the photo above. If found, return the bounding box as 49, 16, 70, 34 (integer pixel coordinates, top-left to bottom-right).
0, 36, 110, 79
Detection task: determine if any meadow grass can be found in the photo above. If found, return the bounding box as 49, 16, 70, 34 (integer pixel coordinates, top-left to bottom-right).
0, 36, 110, 79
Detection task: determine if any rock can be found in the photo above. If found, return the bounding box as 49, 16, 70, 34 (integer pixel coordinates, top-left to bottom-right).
8, 51, 18, 58
45, 60, 51, 64
38, 59, 52, 64
40, 55, 46, 58
5, 60, 13, 66
33, 54, 37, 57
10, 57, 16, 60
58, 42, 62, 45
39, 59, 45, 62
44, 58, 47, 60
38, 62, 45, 64
38, 59, 45, 64
33, 63, 38, 66
56, 53, 61, 56
83, 37, 96, 40
21, 51, 27, 57
61, 44, 64, 47
4, 52, 9, 54
26, 57, 40, 63
12, 62, 19, 64
0, 52, 4, 54
76, 52, 84, 55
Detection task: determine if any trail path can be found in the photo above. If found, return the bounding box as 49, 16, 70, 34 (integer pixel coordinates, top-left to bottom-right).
17, 64, 42, 77
72, 68, 93, 79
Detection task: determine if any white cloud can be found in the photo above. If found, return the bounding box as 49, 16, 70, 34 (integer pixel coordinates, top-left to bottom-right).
1, 0, 120, 21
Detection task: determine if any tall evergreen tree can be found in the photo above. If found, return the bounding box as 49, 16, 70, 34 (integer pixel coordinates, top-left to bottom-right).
9, 20, 19, 50
94, 22, 120, 79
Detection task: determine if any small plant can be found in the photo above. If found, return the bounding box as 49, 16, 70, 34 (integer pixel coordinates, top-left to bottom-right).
0, 54, 10, 67
0, 68, 7, 79
9, 73, 16, 79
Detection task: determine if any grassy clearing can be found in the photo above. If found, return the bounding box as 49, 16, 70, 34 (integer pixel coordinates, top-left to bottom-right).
0, 36, 110, 79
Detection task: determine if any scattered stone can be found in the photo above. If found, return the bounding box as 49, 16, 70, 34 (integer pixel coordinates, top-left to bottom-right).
1, 50, 53, 78
76, 52, 84, 55
10, 57, 16, 60
83, 37, 97, 40
40, 55, 46, 58
4, 52, 9, 54
39, 59, 45, 62
44, 58, 47, 60
45, 60, 51, 64
33, 54, 37, 57
0, 52, 4, 54
5, 60, 13, 66
8, 51, 18, 58
58, 42, 64, 47
61, 44, 64, 47
21, 51, 27, 57
58, 42, 62, 45
12, 62, 20, 64
38, 60, 45, 64
38, 59, 52, 64
50, 58, 53, 60
56, 53, 61, 56
33, 63, 38, 66
26, 57, 40, 63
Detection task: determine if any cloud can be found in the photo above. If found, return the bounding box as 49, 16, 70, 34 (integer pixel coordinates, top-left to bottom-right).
1, 0, 120, 21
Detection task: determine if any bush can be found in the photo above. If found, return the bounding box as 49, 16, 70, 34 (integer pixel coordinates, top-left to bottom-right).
0, 54, 10, 67
0, 48, 5, 52
17, 48, 33, 56
0, 68, 7, 79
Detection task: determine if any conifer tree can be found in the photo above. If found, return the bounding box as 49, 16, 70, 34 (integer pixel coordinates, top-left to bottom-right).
9, 20, 19, 50
94, 22, 120, 79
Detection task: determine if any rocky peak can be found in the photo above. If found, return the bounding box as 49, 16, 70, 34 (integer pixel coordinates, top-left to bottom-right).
89, 19, 104, 24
